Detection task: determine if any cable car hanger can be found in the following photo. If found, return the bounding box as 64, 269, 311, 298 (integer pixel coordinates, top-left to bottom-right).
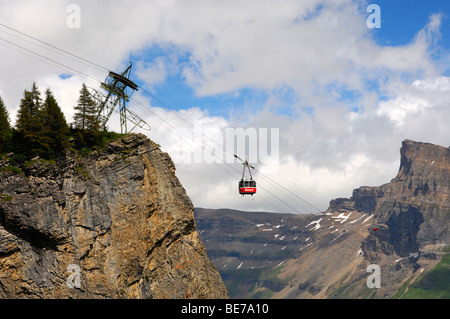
234, 154, 257, 196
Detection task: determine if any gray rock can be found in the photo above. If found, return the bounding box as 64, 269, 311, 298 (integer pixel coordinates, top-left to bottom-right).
0, 133, 228, 299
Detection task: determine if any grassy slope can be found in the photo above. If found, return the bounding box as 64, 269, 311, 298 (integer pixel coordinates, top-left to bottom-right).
399, 254, 450, 299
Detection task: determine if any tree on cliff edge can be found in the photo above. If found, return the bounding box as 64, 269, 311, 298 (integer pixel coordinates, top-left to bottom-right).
0, 96, 11, 153
14, 82, 46, 157
73, 83, 101, 147
14, 83, 69, 159
40, 89, 69, 156
73, 84, 99, 131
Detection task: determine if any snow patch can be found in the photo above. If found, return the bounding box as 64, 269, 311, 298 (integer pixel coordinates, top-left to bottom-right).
306, 218, 323, 230
362, 215, 374, 224
332, 212, 352, 224
394, 253, 418, 263
299, 242, 313, 250
350, 214, 366, 224
409, 252, 419, 259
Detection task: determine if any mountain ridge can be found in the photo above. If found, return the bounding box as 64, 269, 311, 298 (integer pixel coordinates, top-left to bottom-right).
195, 139, 449, 298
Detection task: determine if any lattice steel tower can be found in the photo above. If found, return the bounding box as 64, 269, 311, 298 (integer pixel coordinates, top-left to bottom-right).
89, 62, 150, 134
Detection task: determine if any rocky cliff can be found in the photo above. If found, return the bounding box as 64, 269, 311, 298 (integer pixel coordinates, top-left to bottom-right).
195, 140, 449, 299
0, 133, 228, 299
363, 140, 449, 259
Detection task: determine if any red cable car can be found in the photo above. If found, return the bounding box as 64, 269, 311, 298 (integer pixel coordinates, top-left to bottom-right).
235, 155, 257, 196
239, 179, 257, 195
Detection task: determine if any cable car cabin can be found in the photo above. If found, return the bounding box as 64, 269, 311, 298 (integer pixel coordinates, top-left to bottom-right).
239, 179, 257, 195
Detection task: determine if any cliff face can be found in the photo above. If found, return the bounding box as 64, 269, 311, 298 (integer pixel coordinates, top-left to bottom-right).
363, 140, 449, 260
195, 140, 449, 299
0, 134, 228, 299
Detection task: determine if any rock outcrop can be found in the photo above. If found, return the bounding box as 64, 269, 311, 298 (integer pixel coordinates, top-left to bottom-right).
195, 139, 449, 299
363, 140, 449, 260
0, 133, 228, 299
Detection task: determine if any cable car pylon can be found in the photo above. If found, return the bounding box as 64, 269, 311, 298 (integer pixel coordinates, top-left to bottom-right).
88, 62, 151, 134
234, 154, 257, 196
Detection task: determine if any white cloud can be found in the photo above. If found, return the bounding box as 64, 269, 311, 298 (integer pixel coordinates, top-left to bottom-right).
135, 58, 168, 90
376, 76, 450, 126
0, 1, 449, 214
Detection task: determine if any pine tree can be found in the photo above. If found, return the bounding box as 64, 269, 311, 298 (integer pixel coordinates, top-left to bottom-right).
0, 96, 11, 153
14, 82, 46, 157
15, 82, 42, 133
73, 84, 99, 131
40, 89, 69, 156
73, 83, 101, 147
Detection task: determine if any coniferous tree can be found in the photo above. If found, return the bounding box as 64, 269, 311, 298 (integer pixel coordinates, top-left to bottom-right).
73, 83, 101, 147
73, 84, 99, 131
0, 96, 11, 153
14, 82, 46, 157
15, 82, 42, 133
40, 89, 69, 156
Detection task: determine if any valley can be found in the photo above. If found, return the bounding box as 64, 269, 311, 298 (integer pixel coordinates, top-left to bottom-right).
195, 140, 450, 299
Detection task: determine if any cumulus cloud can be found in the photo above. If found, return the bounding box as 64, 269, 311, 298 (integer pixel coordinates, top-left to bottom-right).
0, 0, 449, 213
376, 78, 446, 127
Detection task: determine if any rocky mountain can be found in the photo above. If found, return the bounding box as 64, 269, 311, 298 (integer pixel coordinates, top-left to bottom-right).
195, 139, 449, 298
0, 133, 228, 299
194, 208, 316, 298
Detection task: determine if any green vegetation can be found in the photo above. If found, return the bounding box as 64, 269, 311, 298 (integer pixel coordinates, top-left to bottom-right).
221, 264, 289, 299
392, 275, 414, 299
72, 83, 103, 148
252, 288, 274, 299
0, 97, 11, 152
399, 255, 450, 299
225, 268, 262, 297
0, 82, 125, 172
75, 165, 91, 179
0, 165, 23, 174
0, 194, 13, 203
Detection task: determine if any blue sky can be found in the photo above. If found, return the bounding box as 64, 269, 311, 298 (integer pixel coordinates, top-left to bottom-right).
1, 0, 449, 213
127, 0, 450, 119
373, 0, 450, 47
373, 1, 450, 79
